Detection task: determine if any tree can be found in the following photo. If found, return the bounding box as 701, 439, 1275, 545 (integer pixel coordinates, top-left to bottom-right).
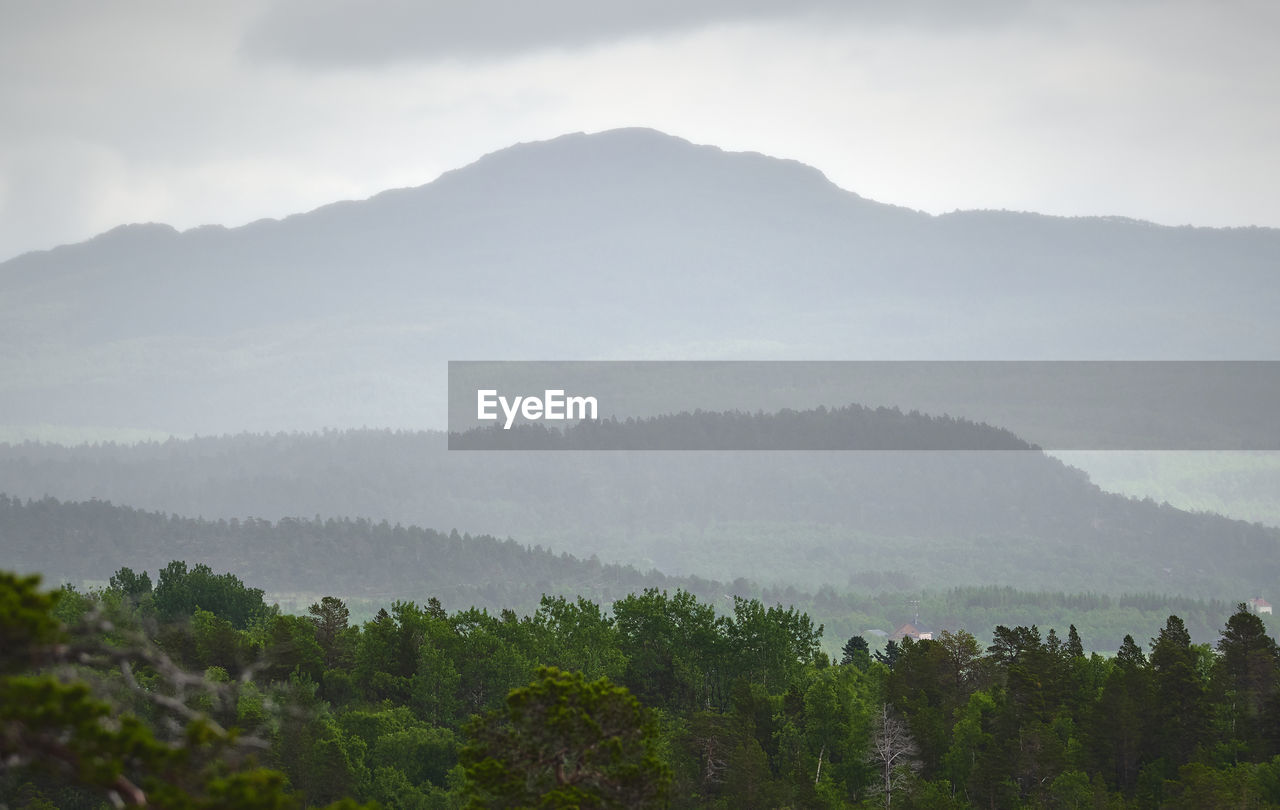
1214, 603, 1279, 752
937, 629, 985, 698
461, 667, 670, 809
308, 596, 352, 668
613, 588, 723, 711
1090, 636, 1149, 793
875, 639, 902, 670
261, 614, 325, 683
1116, 634, 1146, 670
1066, 625, 1085, 659
152, 561, 268, 629
866, 703, 920, 808
0, 570, 370, 809
723, 596, 822, 691
841, 635, 871, 669
1149, 615, 1207, 767
109, 567, 153, 601
533, 595, 625, 682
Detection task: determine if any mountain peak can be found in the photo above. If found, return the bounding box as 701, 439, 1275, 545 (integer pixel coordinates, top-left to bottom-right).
417, 127, 848, 205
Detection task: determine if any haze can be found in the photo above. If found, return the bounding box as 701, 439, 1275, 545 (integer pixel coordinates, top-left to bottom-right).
3, 0, 1278, 262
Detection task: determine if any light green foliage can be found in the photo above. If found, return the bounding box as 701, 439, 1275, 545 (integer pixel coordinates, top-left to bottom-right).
533, 594, 626, 682
724, 596, 823, 691
942, 689, 999, 800
801, 664, 877, 800
613, 588, 724, 711
450, 607, 537, 716
1045, 769, 1092, 809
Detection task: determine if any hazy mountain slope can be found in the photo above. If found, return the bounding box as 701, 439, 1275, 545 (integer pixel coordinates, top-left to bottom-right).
1054, 451, 1280, 528
0, 493, 685, 611
0, 493, 1248, 652
2, 424, 1276, 598
2, 128, 1277, 436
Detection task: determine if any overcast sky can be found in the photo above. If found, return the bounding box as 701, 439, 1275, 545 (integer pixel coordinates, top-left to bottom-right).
2, 0, 1277, 262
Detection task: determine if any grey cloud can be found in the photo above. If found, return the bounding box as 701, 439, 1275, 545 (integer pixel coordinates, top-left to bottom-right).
240, 0, 1030, 67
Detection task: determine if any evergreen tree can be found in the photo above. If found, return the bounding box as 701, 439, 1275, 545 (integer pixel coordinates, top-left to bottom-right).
1214, 603, 1279, 753
875, 639, 902, 670
1149, 615, 1208, 767
462, 667, 669, 809
1066, 624, 1085, 658
841, 635, 871, 669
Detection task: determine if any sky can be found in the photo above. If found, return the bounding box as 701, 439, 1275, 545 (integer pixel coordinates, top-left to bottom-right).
1, 0, 1277, 263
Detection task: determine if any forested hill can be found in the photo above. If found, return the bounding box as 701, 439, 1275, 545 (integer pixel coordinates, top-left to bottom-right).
2, 427, 1278, 597
0, 494, 682, 610
448, 403, 1033, 450
0, 494, 1245, 651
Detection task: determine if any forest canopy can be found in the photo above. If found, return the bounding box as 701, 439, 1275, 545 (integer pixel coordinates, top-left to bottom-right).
5, 565, 1280, 808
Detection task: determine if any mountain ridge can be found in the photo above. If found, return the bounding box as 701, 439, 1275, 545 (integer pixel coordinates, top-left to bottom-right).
12, 127, 1271, 269
3, 127, 1279, 436
2, 423, 1276, 599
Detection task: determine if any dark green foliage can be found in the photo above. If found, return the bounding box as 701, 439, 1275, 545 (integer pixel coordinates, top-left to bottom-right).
1213, 603, 1280, 755
461, 667, 669, 809
0, 571, 62, 672
6, 562, 1280, 809
1065, 624, 1085, 659
876, 639, 902, 669
1149, 615, 1209, 766
841, 634, 871, 669
0, 571, 373, 810
153, 560, 269, 629
110, 566, 153, 600
262, 614, 326, 683
613, 588, 723, 711
308, 596, 353, 668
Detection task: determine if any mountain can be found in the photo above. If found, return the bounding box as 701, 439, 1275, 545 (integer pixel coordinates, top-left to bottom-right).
3, 421, 1277, 598
0, 492, 1243, 651
2, 128, 1278, 436
0, 492, 686, 612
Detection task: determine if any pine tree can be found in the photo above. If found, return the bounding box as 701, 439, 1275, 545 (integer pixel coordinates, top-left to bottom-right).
1066, 625, 1085, 658
1149, 615, 1207, 766
841, 635, 871, 669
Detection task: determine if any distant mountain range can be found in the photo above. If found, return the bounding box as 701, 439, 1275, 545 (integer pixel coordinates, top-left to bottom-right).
2, 128, 1277, 436
0, 491, 1243, 651
2, 418, 1276, 599
4, 129, 1277, 609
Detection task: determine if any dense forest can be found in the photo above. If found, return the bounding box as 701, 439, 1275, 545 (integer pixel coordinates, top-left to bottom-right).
5, 564, 1280, 808
2, 426, 1278, 596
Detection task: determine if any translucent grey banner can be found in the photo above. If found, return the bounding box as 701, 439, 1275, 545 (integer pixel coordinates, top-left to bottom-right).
447, 361, 1280, 450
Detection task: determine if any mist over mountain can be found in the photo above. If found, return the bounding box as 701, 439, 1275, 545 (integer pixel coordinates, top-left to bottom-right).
2, 422, 1276, 599
2, 128, 1277, 436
